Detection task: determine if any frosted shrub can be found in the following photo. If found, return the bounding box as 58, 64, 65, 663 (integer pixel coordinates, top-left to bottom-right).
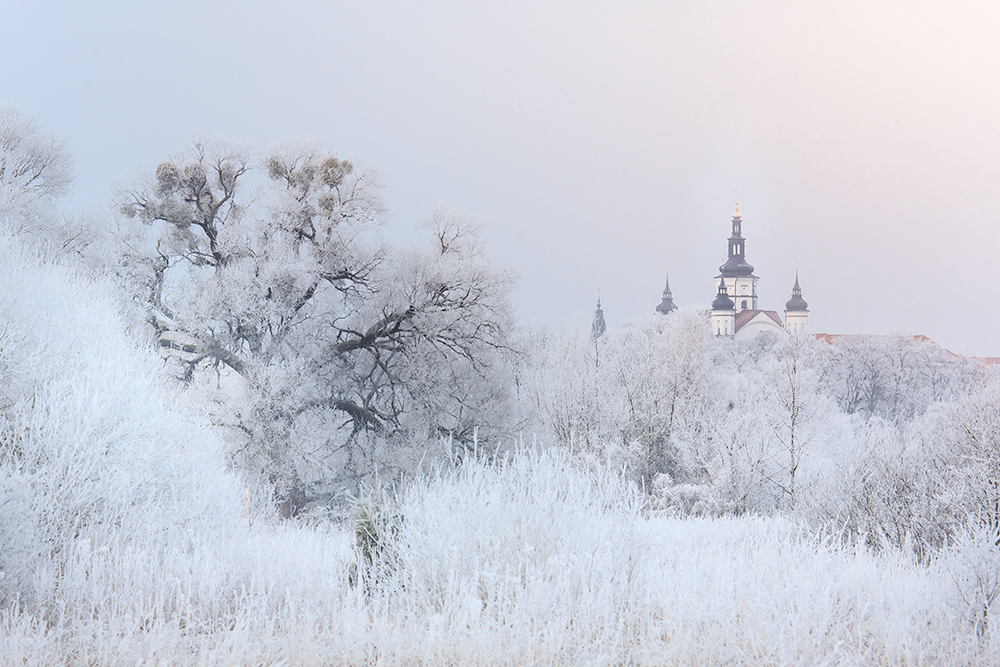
0, 225, 248, 621
944, 523, 1000, 640
330, 446, 991, 665
349, 486, 404, 590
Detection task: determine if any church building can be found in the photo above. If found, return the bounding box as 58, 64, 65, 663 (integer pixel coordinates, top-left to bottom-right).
660, 204, 809, 340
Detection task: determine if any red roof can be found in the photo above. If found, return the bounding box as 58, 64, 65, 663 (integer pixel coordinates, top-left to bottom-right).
811, 333, 979, 362
812, 333, 934, 345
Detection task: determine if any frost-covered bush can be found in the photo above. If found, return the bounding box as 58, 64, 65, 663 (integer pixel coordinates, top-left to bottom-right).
349, 486, 405, 590
931, 378, 1000, 539
332, 447, 992, 665
0, 224, 249, 619
944, 524, 1000, 639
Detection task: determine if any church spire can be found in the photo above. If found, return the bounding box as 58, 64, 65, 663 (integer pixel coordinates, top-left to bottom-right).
591, 293, 607, 340
711, 277, 735, 311
783, 269, 809, 334
719, 207, 755, 278
716, 202, 760, 311
655, 271, 677, 314
784, 269, 808, 312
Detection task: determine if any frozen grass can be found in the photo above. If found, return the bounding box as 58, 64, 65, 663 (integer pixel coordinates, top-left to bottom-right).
1, 227, 998, 665
4, 449, 998, 665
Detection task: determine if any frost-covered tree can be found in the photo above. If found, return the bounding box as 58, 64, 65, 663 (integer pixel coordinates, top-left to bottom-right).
819, 335, 978, 424
519, 322, 610, 451
521, 310, 726, 495
932, 377, 1000, 543
758, 333, 824, 509
0, 107, 72, 219
604, 310, 719, 487
0, 107, 98, 255
114, 142, 516, 502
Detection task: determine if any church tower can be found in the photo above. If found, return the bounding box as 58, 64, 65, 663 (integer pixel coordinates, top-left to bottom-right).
717, 204, 759, 311
784, 271, 809, 334
710, 277, 736, 336
591, 296, 607, 340
655, 272, 677, 314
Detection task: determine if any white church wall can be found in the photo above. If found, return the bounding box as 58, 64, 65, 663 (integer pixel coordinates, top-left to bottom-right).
734, 315, 785, 341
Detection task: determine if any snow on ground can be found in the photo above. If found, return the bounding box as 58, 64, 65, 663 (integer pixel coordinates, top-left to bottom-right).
0, 227, 997, 665
4, 448, 996, 665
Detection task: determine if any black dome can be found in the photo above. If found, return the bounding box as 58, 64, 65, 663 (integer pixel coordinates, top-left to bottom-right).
785, 273, 808, 311
785, 294, 808, 311
712, 280, 734, 311
712, 292, 734, 310
719, 255, 756, 277
656, 296, 677, 314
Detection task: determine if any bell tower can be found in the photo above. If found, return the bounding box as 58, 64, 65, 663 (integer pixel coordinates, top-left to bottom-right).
717, 203, 759, 311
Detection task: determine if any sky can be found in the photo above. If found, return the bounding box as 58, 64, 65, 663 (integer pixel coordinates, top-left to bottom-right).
4, 0, 1000, 356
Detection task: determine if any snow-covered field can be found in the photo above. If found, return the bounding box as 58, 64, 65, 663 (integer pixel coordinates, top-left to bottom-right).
1, 230, 998, 666
3, 449, 996, 665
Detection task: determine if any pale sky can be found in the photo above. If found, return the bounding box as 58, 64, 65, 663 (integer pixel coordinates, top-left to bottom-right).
4, 1, 1000, 355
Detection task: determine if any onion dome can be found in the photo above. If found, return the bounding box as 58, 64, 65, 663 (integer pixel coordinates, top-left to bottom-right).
655, 273, 678, 314
591, 297, 607, 340
711, 278, 734, 311
785, 271, 808, 311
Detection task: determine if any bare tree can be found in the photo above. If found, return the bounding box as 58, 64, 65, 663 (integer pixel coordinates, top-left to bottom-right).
0, 107, 92, 254
115, 142, 517, 502
0, 107, 72, 215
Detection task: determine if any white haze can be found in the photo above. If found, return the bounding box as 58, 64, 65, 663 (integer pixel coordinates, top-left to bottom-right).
3, 1, 999, 355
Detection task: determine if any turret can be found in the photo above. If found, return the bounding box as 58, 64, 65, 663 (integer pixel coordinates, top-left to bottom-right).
655, 272, 678, 314
591, 297, 607, 340
783, 270, 809, 334
710, 277, 735, 336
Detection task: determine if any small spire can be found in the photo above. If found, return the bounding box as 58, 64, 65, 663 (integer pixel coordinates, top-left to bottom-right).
592, 293, 607, 340
785, 269, 808, 312
711, 277, 735, 311
656, 270, 677, 314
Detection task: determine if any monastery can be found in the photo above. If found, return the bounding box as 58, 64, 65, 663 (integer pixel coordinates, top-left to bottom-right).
653, 205, 807, 339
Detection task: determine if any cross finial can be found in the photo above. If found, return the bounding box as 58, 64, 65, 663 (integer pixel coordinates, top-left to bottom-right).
734, 186, 740, 215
